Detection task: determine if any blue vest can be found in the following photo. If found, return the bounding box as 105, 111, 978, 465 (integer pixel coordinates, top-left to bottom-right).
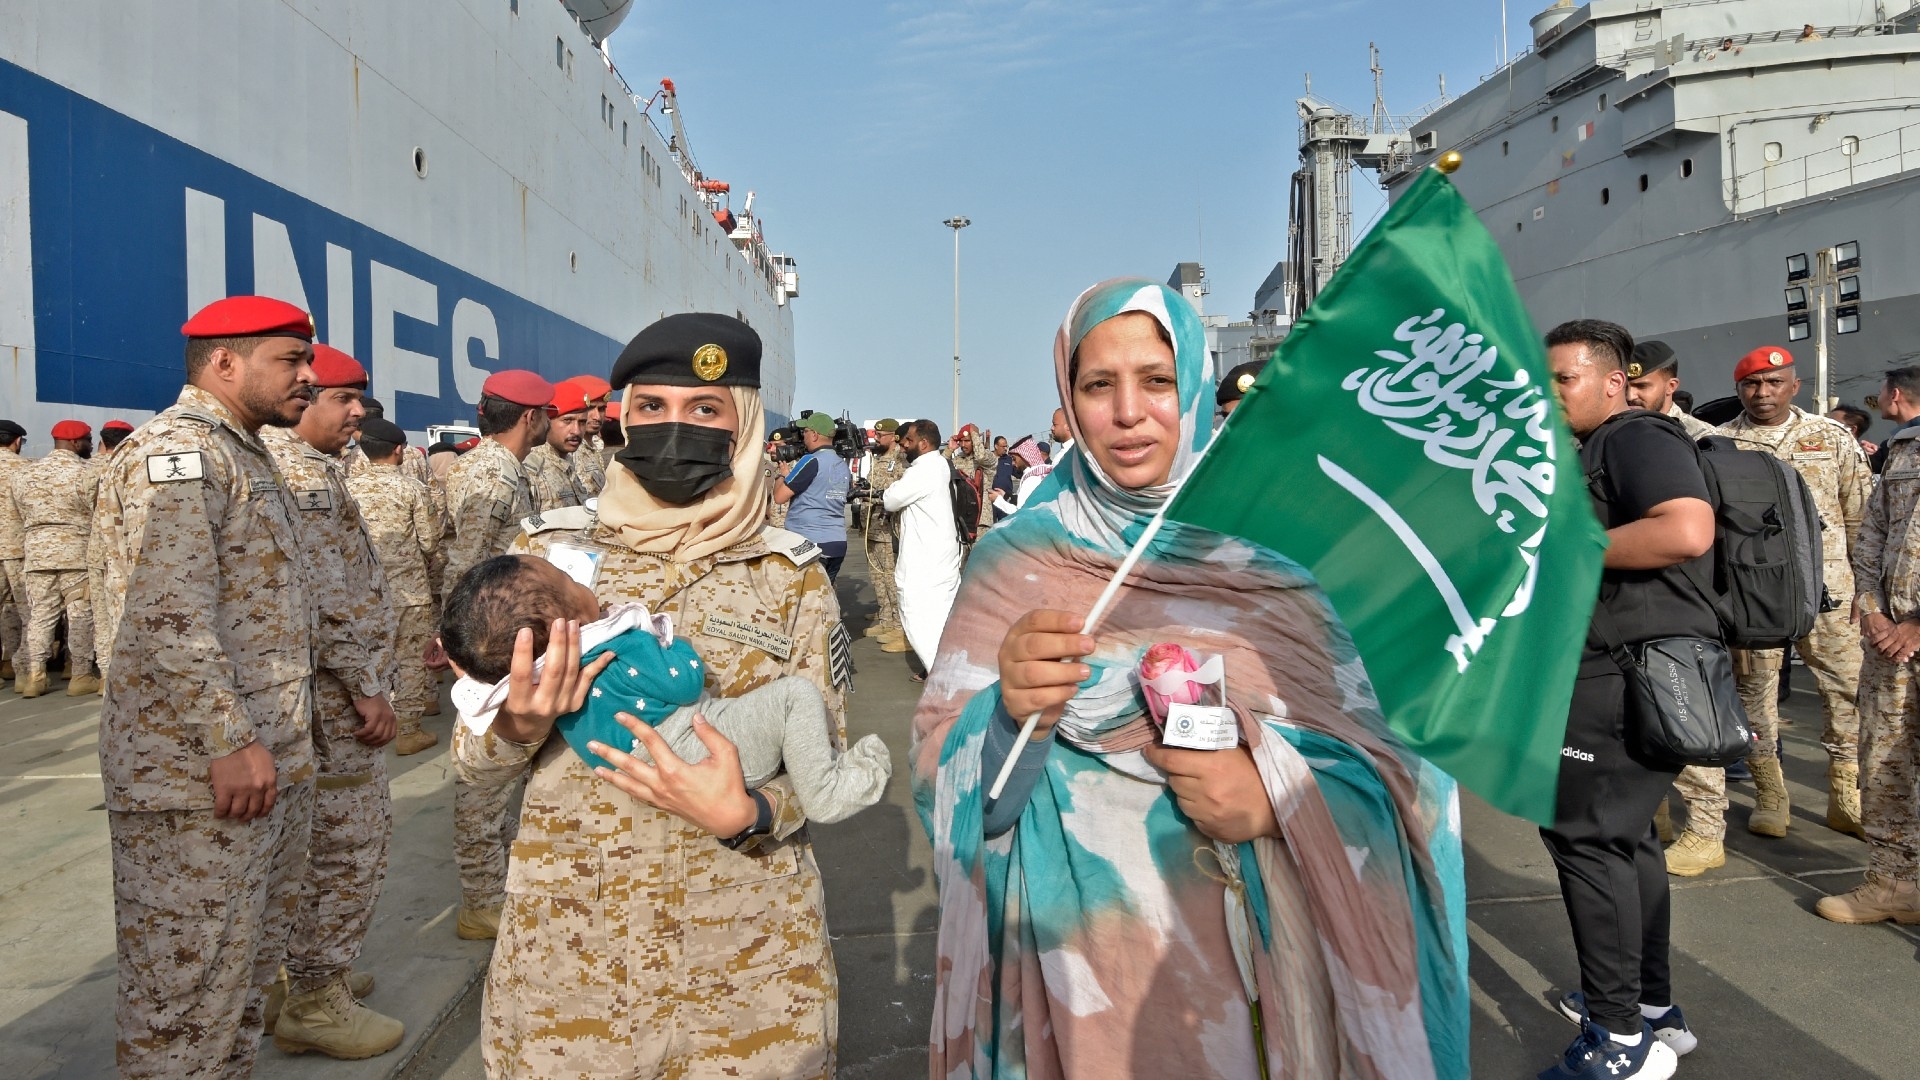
783, 450, 851, 546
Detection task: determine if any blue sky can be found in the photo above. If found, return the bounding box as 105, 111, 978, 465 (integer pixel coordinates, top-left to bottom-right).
610, 1, 1535, 442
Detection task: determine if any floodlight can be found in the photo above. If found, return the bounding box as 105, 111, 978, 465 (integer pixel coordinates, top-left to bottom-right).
1785, 286, 1809, 311
1835, 241, 1861, 271
1838, 274, 1861, 302
1787, 314, 1811, 341
1786, 253, 1811, 281
1836, 305, 1861, 334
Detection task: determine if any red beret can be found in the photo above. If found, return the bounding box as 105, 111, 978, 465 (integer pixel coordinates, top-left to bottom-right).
548, 379, 593, 416
181, 296, 315, 340
562, 375, 612, 403
103, 419, 135, 433
1734, 345, 1794, 383
310, 344, 369, 389
481, 369, 554, 408
51, 419, 92, 440
453, 436, 480, 452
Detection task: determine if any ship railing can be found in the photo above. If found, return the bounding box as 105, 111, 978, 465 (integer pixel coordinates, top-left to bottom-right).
1727, 111, 1920, 214
1604, 23, 1891, 69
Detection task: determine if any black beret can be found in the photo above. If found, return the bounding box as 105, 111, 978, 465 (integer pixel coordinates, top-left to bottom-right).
0, 420, 25, 443
1216, 360, 1268, 407
358, 417, 407, 445
611, 313, 761, 391
1628, 340, 1677, 379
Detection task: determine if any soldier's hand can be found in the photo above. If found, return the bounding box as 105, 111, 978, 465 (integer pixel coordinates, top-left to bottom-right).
1884, 619, 1920, 663
590, 714, 759, 837
210, 740, 277, 822
493, 621, 618, 744
423, 636, 450, 671
353, 694, 399, 747
1863, 612, 1899, 655
998, 609, 1092, 741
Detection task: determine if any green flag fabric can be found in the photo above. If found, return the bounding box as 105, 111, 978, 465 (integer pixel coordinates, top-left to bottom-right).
1165, 168, 1606, 825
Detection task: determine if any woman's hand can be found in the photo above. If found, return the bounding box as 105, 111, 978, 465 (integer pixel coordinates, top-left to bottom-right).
590, 714, 760, 837
491, 620, 618, 744
1142, 743, 1280, 844
998, 609, 1092, 740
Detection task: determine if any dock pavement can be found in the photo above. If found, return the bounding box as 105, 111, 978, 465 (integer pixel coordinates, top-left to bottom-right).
4, 543, 1919, 1078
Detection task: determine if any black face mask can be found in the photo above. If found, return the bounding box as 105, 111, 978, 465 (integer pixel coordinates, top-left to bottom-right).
615, 422, 735, 504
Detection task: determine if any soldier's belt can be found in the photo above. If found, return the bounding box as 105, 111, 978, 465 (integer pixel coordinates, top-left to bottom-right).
317, 772, 376, 790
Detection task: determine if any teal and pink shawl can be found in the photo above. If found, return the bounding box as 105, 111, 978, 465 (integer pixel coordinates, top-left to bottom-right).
911, 279, 1468, 1079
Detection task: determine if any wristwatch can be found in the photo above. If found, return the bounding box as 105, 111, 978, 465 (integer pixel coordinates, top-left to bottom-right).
720, 790, 774, 851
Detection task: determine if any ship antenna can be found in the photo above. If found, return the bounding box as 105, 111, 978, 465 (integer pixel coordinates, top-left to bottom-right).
1370, 42, 1386, 126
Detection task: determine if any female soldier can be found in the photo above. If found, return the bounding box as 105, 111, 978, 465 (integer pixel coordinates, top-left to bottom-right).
454, 313, 847, 1079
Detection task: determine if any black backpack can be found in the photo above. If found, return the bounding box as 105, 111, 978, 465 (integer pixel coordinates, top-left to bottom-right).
1585, 412, 1823, 649
951, 472, 981, 546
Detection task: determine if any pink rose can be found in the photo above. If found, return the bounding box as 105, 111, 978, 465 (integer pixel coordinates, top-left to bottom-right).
1140, 642, 1203, 728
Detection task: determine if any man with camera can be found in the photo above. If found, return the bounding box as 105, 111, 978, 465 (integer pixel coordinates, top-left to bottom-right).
774, 411, 853, 581
1538, 318, 1714, 1080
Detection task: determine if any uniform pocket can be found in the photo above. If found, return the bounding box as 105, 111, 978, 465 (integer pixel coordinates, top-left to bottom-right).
494, 840, 625, 1047
680, 837, 824, 990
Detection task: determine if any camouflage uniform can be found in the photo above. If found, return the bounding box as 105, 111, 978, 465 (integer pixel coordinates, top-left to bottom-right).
864, 446, 906, 632
263, 426, 398, 995
348, 462, 443, 723
440, 437, 535, 910
92, 385, 316, 1078
525, 442, 587, 512
11, 447, 99, 677
453, 518, 847, 1079
1852, 423, 1920, 880
1667, 402, 1716, 440
573, 432, 606, 497
344, 440, 433, 488
0, 448, 27, 671
1676, 406, 1872, 836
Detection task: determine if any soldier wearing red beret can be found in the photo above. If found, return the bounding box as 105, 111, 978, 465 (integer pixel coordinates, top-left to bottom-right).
9, 417, 98, 699
99, 419, 136, 455
90, 296, 320, 1076
526, 378, 594, 512
257, 343, 406, 1057
559, 375, 613, 496
439, 368, 552, 940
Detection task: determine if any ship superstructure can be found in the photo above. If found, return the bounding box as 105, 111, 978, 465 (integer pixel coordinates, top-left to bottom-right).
1, 0, 801, 437
1292, 0, 1920, 409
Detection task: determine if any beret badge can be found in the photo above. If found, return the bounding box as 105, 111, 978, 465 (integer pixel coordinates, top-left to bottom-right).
1626, 362, 1643, 378
1236, 372, 1256, 393
692, 343, 728, 382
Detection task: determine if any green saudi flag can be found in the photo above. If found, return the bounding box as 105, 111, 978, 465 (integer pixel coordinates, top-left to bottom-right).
1166, 168, 1606, 825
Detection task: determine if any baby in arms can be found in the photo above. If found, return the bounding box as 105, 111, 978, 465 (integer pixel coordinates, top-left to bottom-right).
444, 555, 890, 824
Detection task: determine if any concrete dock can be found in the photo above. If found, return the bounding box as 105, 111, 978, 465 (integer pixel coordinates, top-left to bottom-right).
5, 546, 1918, 1078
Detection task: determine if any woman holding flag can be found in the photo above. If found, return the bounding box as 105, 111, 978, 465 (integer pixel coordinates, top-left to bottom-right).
911, 278, 1468, 1079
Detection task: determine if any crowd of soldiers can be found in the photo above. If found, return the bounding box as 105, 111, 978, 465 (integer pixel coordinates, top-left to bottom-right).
1608, 340, 1920, 925
0, 296, 631, 1073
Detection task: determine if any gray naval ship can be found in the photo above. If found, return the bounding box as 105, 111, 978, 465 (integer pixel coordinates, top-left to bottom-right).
1290, 0, 1920, 417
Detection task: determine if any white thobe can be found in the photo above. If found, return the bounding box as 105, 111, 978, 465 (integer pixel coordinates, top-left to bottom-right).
883, 451, 963, 668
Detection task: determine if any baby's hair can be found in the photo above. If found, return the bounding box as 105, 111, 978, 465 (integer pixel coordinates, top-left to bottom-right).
439, 555, 577, 683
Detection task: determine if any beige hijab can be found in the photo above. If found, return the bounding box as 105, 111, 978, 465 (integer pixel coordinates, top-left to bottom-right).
595, 385, 769, 562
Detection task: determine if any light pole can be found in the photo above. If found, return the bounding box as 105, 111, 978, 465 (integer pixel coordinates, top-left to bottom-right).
944, 216, 970, 436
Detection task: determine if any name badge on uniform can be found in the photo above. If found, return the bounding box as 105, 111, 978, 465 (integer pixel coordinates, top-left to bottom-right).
249, 478, 280, 495
146, 451, 204, 483
703, 613, 794, 662
545, 541, 604, 590
294, 487, 332, 512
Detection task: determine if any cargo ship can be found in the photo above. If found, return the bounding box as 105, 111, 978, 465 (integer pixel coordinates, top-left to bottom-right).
0, 0, 801, 437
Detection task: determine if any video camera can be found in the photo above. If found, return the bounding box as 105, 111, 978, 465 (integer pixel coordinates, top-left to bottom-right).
769, 410, 868, 463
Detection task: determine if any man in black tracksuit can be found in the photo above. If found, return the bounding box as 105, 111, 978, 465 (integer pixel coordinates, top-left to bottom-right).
1535, 319, 1717, 1080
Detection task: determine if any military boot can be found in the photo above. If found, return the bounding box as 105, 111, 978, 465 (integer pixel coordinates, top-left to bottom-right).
0, 657, 13, 680
421, 699, 442, 717
393, 721, 438, 756
65, 672, 101, 696
1664, 830, 1725, 876
456, 903, 501, 940
1815, 872, 1920, 924
1827, 762, 1865, 838
1653, 797, 1675, 844
19, 666, 49, 699
272, 975, 403, 1059
880, 635, 912, 654
265, 967, 374, 1029
1747, 756, 1791, 837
